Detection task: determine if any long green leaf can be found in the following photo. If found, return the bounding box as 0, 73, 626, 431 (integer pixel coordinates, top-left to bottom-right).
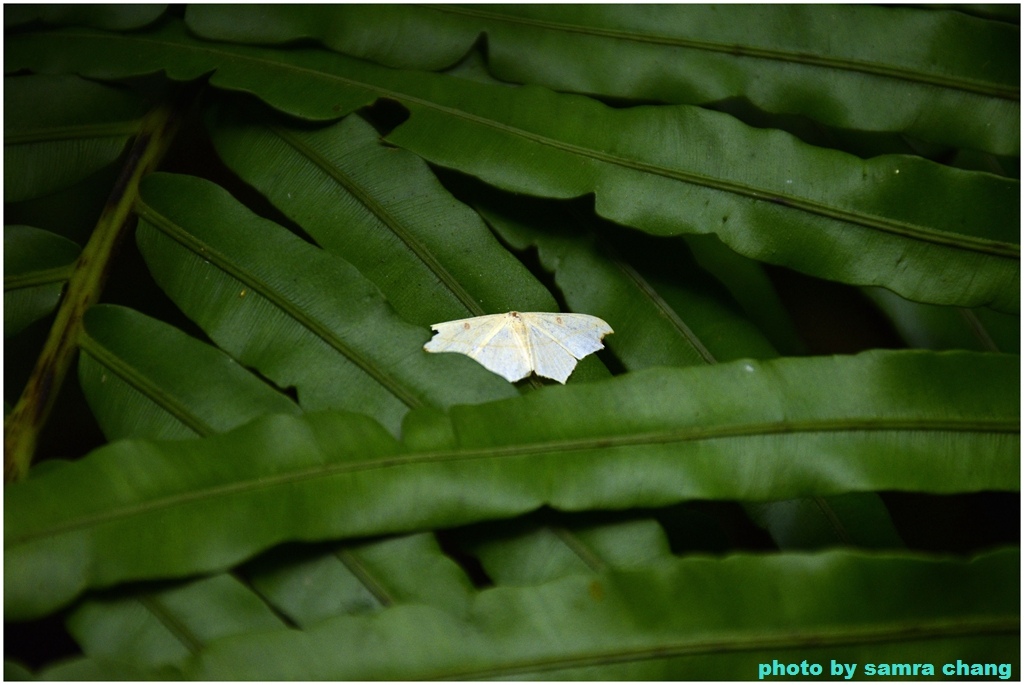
78, 304, 301, 441
135, 172, 518, 436
207, 107, 556, 327
4, 74, 145, 202
39, 549, 1019, 679
383, 87, 1019, 315
186, 5, 1021, 156
196, 549, 1022, 680
5, 350, 1017, 620
8, 21, 1018, 311
3, 224, 80, 337
74, 549, 1018, 679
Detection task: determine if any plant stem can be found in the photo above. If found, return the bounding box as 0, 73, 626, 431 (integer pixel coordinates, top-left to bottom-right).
4, 92, 190, 482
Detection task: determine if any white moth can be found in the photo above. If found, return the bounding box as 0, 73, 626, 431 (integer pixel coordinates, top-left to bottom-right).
423, 311, 613, 384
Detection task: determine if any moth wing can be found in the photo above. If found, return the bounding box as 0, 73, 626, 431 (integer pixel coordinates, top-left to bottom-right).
424, 314, 502, 356
467, 316, 532, 383
526, 333, 579, 384
524, 313, 612, 356
523, 313, 613, 384
424, 314, 531, 383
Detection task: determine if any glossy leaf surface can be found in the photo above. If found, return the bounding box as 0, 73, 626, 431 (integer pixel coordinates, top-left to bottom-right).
7, 21, 1018, 311
48, 549, 1021, 680
186, 5, 1021, 155
5, 350, 1018, 619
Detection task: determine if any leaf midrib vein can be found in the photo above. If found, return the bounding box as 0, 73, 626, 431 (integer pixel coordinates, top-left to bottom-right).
268, 124, 486, 317
430, 4, 1019, 100
5, 121, 140, 145
611, 253, 717, 364
32, 28, 1020, 260
406, 99, 1018, 258
10, 417, 1017, 544
4, 265, 74, 290
139, 595, 205, 654
438, 616, 1019, 680
78, 332, 214, 437
336, 548, 395, 607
